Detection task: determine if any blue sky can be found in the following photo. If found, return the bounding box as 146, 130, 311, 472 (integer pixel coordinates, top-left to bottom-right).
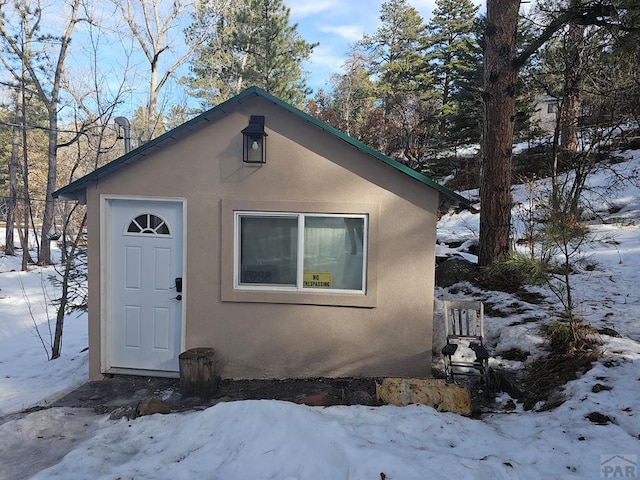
286, 0, 440, 94
26, 0, 452, 121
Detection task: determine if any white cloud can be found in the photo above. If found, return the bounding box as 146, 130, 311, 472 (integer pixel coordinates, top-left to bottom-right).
302, 44, 347, 92
319, 25, 364, 43
308, 44, 345, 71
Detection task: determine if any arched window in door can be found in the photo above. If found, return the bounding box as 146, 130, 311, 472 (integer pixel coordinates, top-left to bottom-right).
126, 213, 171, 235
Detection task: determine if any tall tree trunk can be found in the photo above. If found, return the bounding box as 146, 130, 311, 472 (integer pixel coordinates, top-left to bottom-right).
21, 166, 31, 271
39, 110, 58, 266
439, 63, 451, 136
237, 51, 249, 92
16, 203, 33, 267
5, 110, 20, 256
20, 77, 32, 271
559, 21, 584, 160
146, 51, 162, 141
478, 0, 520, 266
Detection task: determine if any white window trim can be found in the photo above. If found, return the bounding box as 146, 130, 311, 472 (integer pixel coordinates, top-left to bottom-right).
233, 211, 368, 294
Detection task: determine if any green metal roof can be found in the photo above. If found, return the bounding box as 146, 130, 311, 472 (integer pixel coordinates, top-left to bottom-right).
53, 86, 470, 206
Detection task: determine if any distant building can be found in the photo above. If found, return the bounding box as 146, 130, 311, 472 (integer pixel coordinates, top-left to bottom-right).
532, 95, 561, 134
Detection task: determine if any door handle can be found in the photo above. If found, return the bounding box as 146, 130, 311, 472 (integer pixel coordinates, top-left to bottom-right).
175, 277, 183, 293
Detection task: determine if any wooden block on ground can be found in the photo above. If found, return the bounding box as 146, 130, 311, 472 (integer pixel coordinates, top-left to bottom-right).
179, 348, 218, 398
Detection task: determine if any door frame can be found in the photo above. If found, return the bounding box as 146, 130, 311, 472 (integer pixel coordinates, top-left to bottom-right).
100, 194, 187, 377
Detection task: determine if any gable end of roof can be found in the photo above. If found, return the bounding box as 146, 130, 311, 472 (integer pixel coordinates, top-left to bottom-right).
53, 86, 470, 206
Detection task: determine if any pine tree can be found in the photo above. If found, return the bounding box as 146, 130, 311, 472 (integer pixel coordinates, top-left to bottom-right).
187, 0, 316, 108
424, 0, 481, 141
184, 0, 236, 106
361, 0, 431, 162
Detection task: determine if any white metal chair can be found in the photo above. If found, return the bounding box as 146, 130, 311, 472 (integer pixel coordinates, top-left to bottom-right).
441, 300, 491, 389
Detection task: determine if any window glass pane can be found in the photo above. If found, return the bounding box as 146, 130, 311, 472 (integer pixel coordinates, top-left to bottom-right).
303, 216, 364, 291
127, 214, 170, 235
155, 222, 170, 235
127, 222, 141, 233
240, 216, 297, 285
135, 214, 148, 229
149, 215, 163, 230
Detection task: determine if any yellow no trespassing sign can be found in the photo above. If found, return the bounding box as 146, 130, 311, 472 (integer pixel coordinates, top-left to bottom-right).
303, 272, 332, 289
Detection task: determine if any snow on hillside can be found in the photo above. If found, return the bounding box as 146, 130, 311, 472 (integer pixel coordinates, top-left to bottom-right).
1, 151, 639, 479
0, 251, 88, 416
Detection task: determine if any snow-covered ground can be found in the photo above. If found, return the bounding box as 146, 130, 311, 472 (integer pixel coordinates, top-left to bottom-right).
1, 152, 640, 479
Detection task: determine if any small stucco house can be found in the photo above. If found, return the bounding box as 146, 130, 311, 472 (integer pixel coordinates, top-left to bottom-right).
54, 87, 469, 381
533, 95, 561, 134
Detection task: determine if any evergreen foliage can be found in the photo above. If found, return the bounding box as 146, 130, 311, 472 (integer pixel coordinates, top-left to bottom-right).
424, 0, 481, 141
186, 0, 316, 108
359, 0, 433, 162
481, 253, 548, 293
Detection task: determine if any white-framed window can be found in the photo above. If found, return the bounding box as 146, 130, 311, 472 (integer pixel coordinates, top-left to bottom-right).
234, 212, 367, 293
124, 213, 171, 236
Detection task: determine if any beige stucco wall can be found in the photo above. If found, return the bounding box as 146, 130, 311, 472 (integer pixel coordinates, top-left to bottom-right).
86, 96, 439, 380
533, 98, 559, 134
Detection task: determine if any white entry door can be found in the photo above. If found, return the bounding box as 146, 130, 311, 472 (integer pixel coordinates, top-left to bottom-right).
108, 199, 183, 373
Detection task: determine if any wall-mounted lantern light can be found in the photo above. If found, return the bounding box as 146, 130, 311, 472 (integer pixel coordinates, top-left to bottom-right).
241, 115, 267, 164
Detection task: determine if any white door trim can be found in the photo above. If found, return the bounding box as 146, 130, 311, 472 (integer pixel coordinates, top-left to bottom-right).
100, 194, 187, 376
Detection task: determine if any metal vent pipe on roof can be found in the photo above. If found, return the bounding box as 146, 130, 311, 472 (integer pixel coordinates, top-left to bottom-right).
114, 116, 132, 154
